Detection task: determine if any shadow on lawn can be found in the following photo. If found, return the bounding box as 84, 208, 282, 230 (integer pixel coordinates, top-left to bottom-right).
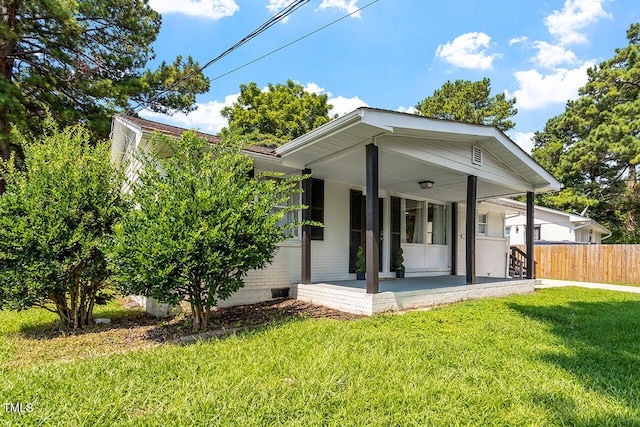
17, 306, 152, 339
510, 299, 640, 424
143, 299, 363, 343
17, 299, 361, 343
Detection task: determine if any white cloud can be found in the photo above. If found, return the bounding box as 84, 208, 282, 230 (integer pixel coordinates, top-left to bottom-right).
532, 41, 578, 68
149, 0, 238, 19
139, 93, 239, 134
266, 0, 293, 22
544, 0, 611, 45
435, 32, 501, 70
510, 61, 593, 109
328, 95, 368, 117
317, 0, 361, 18
509, 36, 528, 46
304, 82, 329, 95
397, 106, 417, 114
512, 132, 536, 154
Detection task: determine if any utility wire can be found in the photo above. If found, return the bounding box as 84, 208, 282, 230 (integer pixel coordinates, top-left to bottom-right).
131, 0, 381, 114
130, 0, 310, 114
208, 0, 380, 84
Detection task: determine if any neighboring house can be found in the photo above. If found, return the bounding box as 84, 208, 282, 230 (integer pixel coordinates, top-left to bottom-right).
110, 108, 561, 315
490, 198, 611, 245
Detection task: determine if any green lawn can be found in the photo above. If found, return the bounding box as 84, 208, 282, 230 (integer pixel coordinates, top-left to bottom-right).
2, 287, 640, 426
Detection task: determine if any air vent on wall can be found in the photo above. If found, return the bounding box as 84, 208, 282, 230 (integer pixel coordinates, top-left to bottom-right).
472, 145, 483, 166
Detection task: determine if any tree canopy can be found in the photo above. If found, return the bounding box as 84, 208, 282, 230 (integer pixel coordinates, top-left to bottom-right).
532, 23, 640, 242
221, 80, 333, 147
0, 0, 209, 163
0, 119, 127, 329
414, 78, 517, 132
110, 132, 304, 331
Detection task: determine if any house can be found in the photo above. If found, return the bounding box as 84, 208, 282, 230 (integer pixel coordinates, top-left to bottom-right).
490, 198, 611, 245
110, 108, 561, 315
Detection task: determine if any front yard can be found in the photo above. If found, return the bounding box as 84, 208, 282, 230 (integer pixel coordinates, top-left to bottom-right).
1, 287, 640, 426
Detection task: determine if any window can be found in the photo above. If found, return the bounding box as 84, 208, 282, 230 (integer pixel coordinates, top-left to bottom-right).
404, 199, 425, 243
505, 226, 511, 238
428, 203, 447, 245
271, 178, 300, 238
478, 211, 488, 235
534, 226, 541, 241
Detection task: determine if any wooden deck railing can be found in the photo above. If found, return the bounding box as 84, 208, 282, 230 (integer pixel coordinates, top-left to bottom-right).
509, 246, 537, 279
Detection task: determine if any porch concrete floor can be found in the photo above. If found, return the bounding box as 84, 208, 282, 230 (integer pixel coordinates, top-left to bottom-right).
295, 275, 535, 316
318, 275, 516, 293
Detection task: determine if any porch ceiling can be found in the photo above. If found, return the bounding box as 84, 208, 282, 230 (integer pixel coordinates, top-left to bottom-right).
307, 142, 523, 202
277, 108, 561, 201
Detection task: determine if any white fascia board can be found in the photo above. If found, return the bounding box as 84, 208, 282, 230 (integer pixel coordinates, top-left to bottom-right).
572, 218, 610, 235
110, 116, 143, 166
361, 109, 491, 136
361, 109, 561, 193
497, 198, 609, 233
276, 109, 366, 156
495, 132, 561, 192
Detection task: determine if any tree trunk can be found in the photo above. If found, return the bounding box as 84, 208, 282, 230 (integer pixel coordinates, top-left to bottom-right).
51, 280, 97, 331
190, 302, 210, 332
0, 1, 22, 194
627, 163, 638, 238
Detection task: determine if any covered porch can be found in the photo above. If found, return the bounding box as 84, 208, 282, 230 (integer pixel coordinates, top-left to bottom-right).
275, 108, 560, 315
294, 275, 535, 316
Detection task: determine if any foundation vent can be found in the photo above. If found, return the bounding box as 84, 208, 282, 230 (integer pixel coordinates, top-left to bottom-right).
472, 145, 483, 166
271, 287, 290, 299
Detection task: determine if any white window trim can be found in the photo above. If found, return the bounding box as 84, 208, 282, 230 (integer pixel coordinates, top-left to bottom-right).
477, 210, 488, 236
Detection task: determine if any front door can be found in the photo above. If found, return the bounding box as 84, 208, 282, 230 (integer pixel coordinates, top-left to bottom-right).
349, 190, 383, 273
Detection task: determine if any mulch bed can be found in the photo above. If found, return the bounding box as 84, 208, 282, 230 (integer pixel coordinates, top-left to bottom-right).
20, 298, 363, 344
145, 299, 364, 343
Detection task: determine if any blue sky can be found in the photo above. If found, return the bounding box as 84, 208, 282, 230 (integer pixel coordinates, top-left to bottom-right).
140, 0, 639, 153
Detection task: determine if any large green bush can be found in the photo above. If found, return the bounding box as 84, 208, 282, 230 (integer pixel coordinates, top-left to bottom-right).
111, 132, 305, 331
0, 121, 128, 329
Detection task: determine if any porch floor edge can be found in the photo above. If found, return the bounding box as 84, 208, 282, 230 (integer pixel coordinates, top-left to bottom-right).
295, 278, 535, 316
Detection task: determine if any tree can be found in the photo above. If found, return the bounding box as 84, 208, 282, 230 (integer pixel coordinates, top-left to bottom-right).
0, 0, 209, 166
110, 132, 305, 331
414, 78, 517, 132
221, 80, 333, 147
532, 23, 640, 242
0, 119, 128, 329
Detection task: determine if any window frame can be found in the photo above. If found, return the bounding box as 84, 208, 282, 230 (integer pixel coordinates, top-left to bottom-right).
403, 198, 425, 244
477, 211, 488, 236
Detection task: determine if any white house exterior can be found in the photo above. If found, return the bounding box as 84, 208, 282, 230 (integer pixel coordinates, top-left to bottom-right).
110, 108, 561, 315
493, 198, 611, 245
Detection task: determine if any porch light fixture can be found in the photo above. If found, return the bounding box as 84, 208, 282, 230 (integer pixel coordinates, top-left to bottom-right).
419, 180, 434, 189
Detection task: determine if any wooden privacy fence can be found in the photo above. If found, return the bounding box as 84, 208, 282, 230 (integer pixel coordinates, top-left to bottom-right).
516, 244, 640, 285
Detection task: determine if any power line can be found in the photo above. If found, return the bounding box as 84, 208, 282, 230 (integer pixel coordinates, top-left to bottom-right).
208, 0, 380, 84
130, 0, 310, 114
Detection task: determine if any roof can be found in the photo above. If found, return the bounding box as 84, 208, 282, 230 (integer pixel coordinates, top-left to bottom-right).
276, 107, 562, 195
111, 108, 562, 201
489, 198, 611, 235
116, 115, 277, 157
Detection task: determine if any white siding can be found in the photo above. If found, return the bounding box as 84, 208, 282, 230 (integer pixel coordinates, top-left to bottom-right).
506, 211, 580, 244
456, 205, 508, 278
310, 180, 352, 281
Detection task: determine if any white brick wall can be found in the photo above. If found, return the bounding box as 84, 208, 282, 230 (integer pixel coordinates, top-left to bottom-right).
222, 180, 355, 305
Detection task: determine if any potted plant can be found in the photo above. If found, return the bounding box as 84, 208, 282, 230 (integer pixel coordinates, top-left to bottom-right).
395, 247, 405, 278
356, 246, 366, 280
